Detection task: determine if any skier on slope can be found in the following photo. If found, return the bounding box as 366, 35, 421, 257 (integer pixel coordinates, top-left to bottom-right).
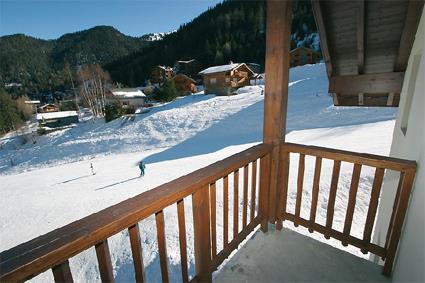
138, 161, 146, 177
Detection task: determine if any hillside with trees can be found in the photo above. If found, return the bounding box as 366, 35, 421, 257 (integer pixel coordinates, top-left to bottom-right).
0, 0, 318, 94
0, 26, 149, 95
105, 0, 318, 86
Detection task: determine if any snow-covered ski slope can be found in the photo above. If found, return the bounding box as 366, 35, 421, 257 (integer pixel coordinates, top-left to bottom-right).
0, 64, 398, 282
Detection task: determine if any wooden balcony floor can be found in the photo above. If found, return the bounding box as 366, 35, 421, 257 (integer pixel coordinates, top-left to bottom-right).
214, 228, 390, 282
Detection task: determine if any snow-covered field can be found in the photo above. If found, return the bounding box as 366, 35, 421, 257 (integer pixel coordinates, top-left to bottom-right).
0, 64, 397, 282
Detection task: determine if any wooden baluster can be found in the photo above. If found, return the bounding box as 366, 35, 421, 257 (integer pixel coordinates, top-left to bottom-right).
342, 164, 362, 246
52, 260, 73, 283
156, 210, 169, 283
276, 150, 290, 230
177, 200, 189, 283
294, 154, 306, 226
242, 165, 249, 228
259, 153, 271, 232
95, 240, 114, 283
210, 182, 217, 258
223, 175, 229, 248
250, 160, 257, 222
233, 169, 239, 238
192, 186, 212, 283
325, 160, 341, 239
128, 224, 145, 283
383, 168, 416, 276
309, 157, 322, 232
361, 168, 385, 254
385, 172, 404, 251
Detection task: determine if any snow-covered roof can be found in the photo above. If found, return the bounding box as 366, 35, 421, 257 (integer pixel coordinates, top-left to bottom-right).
25, 100, 41, 104
36, 111, 78, 120
112, 89, 146, 98
199, 63, 241, 75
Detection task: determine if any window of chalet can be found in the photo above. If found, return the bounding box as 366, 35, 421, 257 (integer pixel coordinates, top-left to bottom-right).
210, 78, 217, 84
225, 77, 230, 82
401, 54, 422, 136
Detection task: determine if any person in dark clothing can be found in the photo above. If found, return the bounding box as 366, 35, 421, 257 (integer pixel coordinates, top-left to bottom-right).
139, 161, 146, 177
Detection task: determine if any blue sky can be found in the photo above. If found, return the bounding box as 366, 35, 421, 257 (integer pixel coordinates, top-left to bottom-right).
0, 0, 222, 39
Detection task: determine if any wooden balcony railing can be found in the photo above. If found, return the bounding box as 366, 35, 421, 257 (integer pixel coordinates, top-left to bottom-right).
0, 144, 272, 283
0, 142, 416, 282
276, 142, 417, 276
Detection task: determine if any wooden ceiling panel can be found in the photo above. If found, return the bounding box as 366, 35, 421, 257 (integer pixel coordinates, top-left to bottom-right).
312, 0, 424, 107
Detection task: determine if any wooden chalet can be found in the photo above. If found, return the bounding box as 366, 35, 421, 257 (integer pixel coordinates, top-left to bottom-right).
106, 88, 146, 110
199, 63, 255, 95
150, 65, 174, 84
173, 74, 197, 95
1, 1, 424, 283
37, 103, 59, 113
290, 46, 321, 67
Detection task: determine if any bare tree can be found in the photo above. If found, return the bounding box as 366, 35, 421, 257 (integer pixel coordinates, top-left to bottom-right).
77, 64, 111, 118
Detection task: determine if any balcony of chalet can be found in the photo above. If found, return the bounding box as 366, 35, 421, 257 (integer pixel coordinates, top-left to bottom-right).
1, 1, 422, 283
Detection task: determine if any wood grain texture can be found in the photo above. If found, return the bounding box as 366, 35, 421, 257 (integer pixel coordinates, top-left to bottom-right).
282, 142, 415, 171
52, 260, 73, 283
325, 160, 341, 239
192, 186, 212, 283
95, 240, 114, 283
223, 176, 229, 248
156, 211, 169, 283
361, 168, 384, 254
276, 150, 290, 230
383, 169, 416, 276
242, 165, 249, 228
342, 164, 362, 246
259, 154, 271, 232
329, 72, 405, 94
309, 157, 322, 232
294, 154, 306, 225
209, 182, 217, 258
177, 200, 189, 283
128, 224, 145, 283
233, 169, 239, 238
250, 160, 257, 222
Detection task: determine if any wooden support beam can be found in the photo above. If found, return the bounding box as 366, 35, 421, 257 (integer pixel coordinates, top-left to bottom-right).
52, 260, 73, 283
312, 0, 332, 77
394, 0, 424, 72
329, 72, 405, 94
263, 0, 292, 223
192, 186, 212, 283
357, 0, 365, 74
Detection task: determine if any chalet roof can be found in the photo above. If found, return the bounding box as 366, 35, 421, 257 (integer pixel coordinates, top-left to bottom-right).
111, 89, 146, 98
36, 111, 78, 120
39, 104, 57, 109
177, 59, 196, 64
313, 0, 424, 107
199, 63, 254, 76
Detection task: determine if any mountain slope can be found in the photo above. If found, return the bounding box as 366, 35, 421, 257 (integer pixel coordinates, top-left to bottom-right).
0, 26, 148, 93
105, 0, 319, 86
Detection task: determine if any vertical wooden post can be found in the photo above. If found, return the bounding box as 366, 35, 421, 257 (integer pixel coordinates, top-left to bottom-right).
128, 224, 146, 283
263, 0, 292, 223
52, 260, 73, 283
383, 169, 416, 276
192, 186, 212, 283
95, 240, 114, 283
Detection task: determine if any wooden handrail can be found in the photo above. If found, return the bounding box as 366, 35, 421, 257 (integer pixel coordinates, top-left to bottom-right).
278, 141, 417, 276
282, 142, 416, 171
0, 143, 272, 282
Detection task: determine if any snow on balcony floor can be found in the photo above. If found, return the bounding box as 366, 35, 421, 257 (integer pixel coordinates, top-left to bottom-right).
214, 227, 390, 282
